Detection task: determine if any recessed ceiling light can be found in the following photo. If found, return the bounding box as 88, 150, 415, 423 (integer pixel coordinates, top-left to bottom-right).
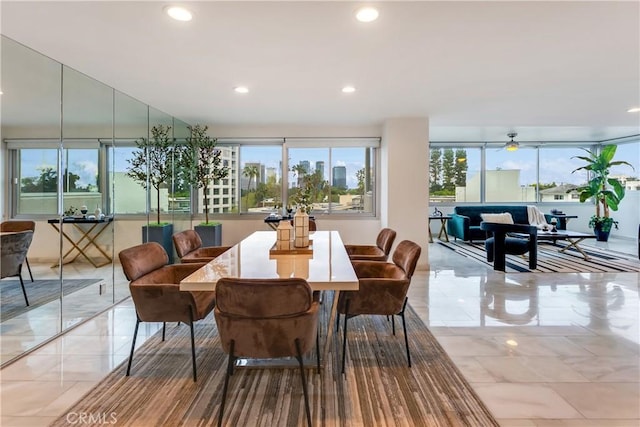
355, 7, 379, 23
342, 86, 356, 93
628, 107, 640, 113
165, 6, 192, 22
234, 86, 249, 94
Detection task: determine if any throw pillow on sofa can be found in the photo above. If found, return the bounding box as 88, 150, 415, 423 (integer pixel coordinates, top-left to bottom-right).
480, 212, 514, 224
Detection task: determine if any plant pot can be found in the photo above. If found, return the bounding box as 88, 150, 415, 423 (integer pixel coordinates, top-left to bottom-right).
195, 223, 222, 247
594, 228, 610, 242
142, 223, 174, 263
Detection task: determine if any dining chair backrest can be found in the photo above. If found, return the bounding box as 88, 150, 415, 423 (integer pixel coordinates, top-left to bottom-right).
215, 277, 319, 359
376, 228, 397, 255
391, 240, 422, 280
172, 230, 203, 258
1, 231, 34, 279
1, 220, 36, 233
119, 241, 169, 281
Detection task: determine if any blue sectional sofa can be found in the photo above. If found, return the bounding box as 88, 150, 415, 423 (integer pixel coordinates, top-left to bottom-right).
447, 205, 532, 242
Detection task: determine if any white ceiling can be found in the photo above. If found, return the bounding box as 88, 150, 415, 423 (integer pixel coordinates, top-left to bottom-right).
1, 0, 639, 142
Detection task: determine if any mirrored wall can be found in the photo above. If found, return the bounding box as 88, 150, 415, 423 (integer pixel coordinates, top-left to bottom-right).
0, 36, 192, 365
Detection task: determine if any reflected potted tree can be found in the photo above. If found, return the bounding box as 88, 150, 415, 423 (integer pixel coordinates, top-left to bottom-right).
127, 124, 177, 261
183, 124, 229, 246
571, 144, 634, 242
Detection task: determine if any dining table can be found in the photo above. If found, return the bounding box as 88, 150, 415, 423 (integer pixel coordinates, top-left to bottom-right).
180, 230, 359, 359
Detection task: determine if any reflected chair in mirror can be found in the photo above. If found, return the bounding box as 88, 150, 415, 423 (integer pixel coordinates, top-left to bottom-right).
344, 227, 396, 262
480, 222, 538, 271
1, 230, 35, 306
172, 229, 231, 263
214, 277, 320, 427
337, 240, 421, 373
1, 220, 35, 281
118, 242, 215, 382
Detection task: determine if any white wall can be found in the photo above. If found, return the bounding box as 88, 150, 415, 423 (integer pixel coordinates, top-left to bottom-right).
381, 118, 430, 269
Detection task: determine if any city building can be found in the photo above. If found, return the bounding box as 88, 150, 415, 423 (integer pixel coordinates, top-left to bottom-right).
332, 166, 347, 189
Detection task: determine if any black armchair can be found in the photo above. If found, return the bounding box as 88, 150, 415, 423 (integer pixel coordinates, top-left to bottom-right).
480, 222, 537, 271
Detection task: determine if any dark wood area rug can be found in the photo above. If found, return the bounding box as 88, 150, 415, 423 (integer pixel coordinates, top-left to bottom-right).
0, 278, 100, 322
51, 298, 498, 426
439, 240, 640, 273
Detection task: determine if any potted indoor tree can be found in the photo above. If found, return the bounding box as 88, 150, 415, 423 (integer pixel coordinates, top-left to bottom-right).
183, 124, 229, 246
127, 124, 177, 261
571, 144, 634, 241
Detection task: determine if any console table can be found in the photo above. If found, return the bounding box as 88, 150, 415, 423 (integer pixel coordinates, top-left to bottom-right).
428, 215, 452, 243
48, 217, 114, 268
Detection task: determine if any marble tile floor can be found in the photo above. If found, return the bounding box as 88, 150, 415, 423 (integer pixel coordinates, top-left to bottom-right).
0, 262, 129, 364
1, 237, 638, 426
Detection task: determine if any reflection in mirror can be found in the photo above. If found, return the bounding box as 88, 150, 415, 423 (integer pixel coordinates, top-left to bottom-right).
172, 118, 192, 243
60, 65, 115, 333
112, 91, 149, 301
140, 108, 176, 262
0, 36, 63, 364
0, 36, 191, 366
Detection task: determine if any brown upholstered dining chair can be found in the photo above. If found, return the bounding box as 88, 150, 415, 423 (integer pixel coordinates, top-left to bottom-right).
214, 277, 320, 427
1, 220, 35, 281
118, 242, 215, 382
172, 229, 231, 263
337, 239, 421, 373
344, 227, 397, 262
1, 230, 35, 306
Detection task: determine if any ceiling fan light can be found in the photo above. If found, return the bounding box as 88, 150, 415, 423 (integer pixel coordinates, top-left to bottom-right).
505, 141, 519, 151
505, 132, 519, 151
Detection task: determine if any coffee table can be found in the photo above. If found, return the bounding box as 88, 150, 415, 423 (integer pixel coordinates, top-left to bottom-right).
516, 230, 596, 260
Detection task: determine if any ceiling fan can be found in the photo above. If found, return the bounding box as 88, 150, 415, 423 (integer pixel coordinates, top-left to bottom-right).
505, 132, 519, 151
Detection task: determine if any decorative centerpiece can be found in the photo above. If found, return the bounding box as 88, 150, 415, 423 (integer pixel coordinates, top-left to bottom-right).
276, 220, 293, 251
293, 208, 310, 248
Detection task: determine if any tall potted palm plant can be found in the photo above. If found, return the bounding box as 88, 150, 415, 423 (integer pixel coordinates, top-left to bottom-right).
127, 124, 177, 261
571, 144, 634, 241
183, 124, 229, 246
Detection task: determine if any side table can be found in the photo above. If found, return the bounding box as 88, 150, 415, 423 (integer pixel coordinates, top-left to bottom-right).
48, 216, 114, 268
429, 215, 452, 243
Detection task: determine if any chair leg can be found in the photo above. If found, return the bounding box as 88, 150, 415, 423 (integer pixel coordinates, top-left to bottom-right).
162, 322, 166, 341
218, 340, 235, 427
25, 258, 34, 282
336, 312, 340, 332
316, 326, 321, 372
391, 315, 396, 335
295, 338, 312, 427
400, 298, 411, 367
189, 312, 197, 382
18, 272, 29, 306
126, 318, 140, 376
341, 300, 350, 374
